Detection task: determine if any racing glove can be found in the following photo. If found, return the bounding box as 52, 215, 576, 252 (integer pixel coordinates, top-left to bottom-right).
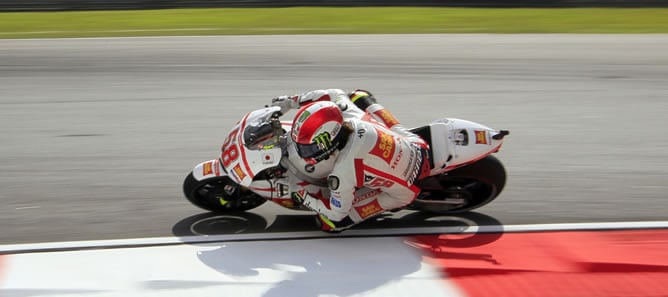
271, 95, 299, 115
291, 190, 305, 205
348, 89, 377, 111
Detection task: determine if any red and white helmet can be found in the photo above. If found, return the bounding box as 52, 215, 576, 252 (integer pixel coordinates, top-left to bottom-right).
291, 101, 344, 164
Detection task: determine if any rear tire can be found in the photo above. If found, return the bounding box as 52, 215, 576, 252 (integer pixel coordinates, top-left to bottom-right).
412, 155, 506, 213
183, 172, 266, 213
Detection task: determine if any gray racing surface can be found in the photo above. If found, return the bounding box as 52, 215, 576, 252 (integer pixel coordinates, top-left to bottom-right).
1, 35, 667, 245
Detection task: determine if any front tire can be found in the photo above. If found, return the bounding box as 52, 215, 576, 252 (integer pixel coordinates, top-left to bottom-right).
183, 172, 266, 213
412, 155, 506, 213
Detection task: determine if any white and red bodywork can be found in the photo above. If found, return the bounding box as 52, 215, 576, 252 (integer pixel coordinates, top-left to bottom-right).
191, 107, 506, 209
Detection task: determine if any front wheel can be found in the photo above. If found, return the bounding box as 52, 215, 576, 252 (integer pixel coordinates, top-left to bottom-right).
182, 172, 266, 213
412, 155, 506, 213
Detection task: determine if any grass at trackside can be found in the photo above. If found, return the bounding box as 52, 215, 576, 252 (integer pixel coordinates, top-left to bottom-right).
1, 7, 668, 38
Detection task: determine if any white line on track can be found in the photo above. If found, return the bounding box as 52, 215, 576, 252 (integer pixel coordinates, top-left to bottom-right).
1, 221, 667, 254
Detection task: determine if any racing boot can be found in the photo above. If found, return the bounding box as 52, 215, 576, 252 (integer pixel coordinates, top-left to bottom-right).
315, 214, 355, 233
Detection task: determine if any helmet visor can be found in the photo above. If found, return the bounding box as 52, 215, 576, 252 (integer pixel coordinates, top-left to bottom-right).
295, 142, 325, 159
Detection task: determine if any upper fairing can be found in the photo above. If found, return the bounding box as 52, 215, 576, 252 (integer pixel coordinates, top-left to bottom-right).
221, 107, 284, 187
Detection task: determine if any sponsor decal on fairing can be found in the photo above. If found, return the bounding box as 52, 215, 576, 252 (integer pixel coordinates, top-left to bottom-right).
475, 130, 489, 145
213, 159, 221, 176
261, 152, 274, 164
203, 161, 213, 176
232, 164, 247, 181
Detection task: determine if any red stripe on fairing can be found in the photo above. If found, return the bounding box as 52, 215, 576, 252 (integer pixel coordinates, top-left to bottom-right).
248, 186, 273, 192
444, 144, 503, 171
363, 164, 421, 195
237, 114, 255, 179
411, 229, 668, 297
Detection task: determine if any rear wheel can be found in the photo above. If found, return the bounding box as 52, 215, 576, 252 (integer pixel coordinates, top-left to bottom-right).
183, 172, 266, 213
412, 155, 506, 213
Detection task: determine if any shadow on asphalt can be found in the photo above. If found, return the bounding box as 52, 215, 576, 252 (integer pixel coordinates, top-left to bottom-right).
172, 210, 504, 247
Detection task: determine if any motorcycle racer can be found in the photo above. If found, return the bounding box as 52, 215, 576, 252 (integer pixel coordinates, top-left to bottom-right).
271, 89, 431, 232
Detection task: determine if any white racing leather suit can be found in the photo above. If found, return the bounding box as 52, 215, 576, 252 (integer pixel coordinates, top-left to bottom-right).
273, 89, 430, 231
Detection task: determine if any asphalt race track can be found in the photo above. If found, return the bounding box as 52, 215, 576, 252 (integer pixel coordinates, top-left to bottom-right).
1, 34, 667, 245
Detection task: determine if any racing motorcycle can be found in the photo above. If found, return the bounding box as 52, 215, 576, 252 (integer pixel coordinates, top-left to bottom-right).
183, 105, 509, 217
